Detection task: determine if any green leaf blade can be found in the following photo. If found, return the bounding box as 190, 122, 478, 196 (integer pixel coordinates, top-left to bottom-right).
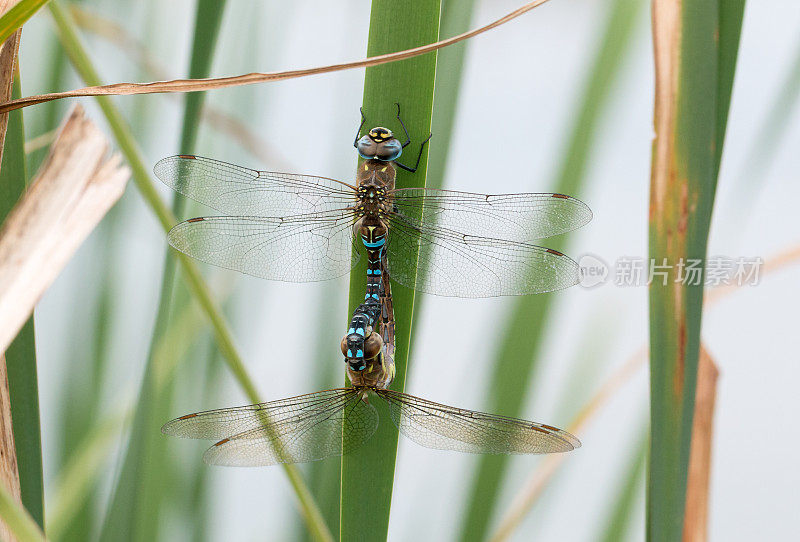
340, 3, 441, 540
1, 71, 45, 530
0, 0, 50, 44
646, 1, 744, 540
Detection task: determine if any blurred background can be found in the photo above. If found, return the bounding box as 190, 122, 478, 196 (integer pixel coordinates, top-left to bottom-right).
17, 0, 800, 540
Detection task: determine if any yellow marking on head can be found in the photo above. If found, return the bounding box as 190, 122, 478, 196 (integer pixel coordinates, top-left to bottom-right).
380, 166, 387, 172
364, 163, 368, 170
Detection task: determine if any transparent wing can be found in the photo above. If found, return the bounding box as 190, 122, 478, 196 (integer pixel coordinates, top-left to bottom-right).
386, 213, 580, 297
162, 389, 378, 467
167, 210, 358, 282
377, 389, 580, 455
154, 155, 357, 217
391, 188, 592, 241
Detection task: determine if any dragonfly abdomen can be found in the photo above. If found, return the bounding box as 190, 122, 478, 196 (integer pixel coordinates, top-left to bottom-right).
343, 219, 388, 371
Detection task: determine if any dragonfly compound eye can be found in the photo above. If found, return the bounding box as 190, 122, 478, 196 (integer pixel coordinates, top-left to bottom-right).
375, 139, 402, 162
363, 332, 383, 360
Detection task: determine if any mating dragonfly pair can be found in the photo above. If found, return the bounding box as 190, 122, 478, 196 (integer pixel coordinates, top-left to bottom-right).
160, 105, 589, 466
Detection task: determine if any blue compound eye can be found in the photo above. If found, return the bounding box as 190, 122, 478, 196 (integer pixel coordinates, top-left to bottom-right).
375, 139, 402, 161
357, 136, 376, 159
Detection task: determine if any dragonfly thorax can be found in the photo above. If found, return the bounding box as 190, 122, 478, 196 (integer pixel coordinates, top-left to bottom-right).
355, 161, 395, 219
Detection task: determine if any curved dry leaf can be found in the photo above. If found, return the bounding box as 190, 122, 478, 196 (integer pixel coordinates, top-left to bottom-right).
682, 347, 718, 542
0, 105, 129, 354
0, 0, 552, 114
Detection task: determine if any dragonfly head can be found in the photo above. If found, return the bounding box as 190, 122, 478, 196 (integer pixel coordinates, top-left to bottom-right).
341, 331, 383, 372
357, 127, 402, 162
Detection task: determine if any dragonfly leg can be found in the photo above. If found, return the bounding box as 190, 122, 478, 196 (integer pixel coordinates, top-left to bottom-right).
394, 131, 433, 173
353, 107, 367, 148
395, 102, 412, 148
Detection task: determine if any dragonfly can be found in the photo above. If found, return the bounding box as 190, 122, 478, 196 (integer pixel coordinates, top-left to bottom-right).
153, 104, 592, 300
162, 326, 580, 467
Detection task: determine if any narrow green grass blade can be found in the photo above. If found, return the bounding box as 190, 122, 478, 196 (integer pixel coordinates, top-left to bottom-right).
169, 5, 229, 529
49, 284, 226, 539
647, 2, 744, 540
0, 0, 49, 44
0, 482, 45, 542
98, 3, 227, 539
458, 2, 642, 539
726, 34, 800, 227
713, 0, 745, 178
25, 36, 67, 174
178, 0, 227, 158
599, 427, 647, 542
48, 5, 332, 535
1, 72, 45, 529
47, 409, 130, 540
53, 255, 114, 542
340, 3, 441, 540
300, 293, 347, 542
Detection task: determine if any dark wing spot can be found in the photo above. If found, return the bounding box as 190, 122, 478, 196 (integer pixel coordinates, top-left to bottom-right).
531, 426, 550, 434
177, 154, 197, 159
546, 248, 565, 256
214, 438, 230, 447
178, 413, 199, 420
540, 424, 560, 432
551, 193, 570, 199
187, 217, 205, 223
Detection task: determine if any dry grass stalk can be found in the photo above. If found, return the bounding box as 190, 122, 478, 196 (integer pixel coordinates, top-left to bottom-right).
0, 2, 25, 538
0, 1, 21, 164
0, 105, 130, 354
0, 354, 22, 542
0, 0, 553, 114
682, 346, 719, 542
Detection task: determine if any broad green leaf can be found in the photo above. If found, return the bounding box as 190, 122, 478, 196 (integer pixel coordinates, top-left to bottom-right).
646, 1, 744, 540
340, 3, 441, 540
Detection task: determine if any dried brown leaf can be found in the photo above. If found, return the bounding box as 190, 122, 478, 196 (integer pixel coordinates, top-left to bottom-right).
0, 353, 22, 542
682, 347, 719, 542
0, 0, 552, 114
0, 105, 129, 354
0, 2, 25, 538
